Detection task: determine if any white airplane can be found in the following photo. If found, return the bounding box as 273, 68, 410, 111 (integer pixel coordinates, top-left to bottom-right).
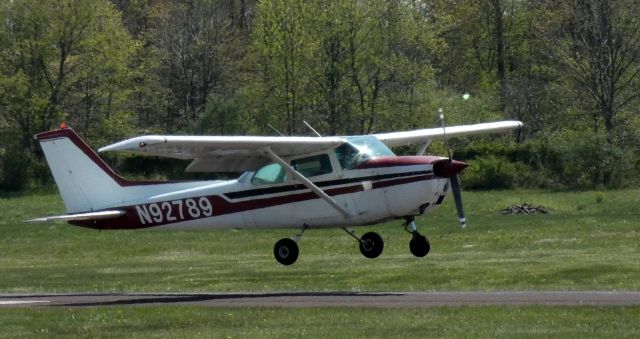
29, 119, 522, 265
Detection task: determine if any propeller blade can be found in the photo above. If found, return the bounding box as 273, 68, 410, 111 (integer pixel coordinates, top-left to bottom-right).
450, 174, 466, 229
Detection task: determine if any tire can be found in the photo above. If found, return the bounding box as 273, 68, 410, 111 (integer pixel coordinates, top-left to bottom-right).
274, 238, 299, 265
409, 234, 430, 257
359, 232, 384, 259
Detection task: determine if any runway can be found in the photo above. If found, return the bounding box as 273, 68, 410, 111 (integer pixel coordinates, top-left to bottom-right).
1, 291, 640, 308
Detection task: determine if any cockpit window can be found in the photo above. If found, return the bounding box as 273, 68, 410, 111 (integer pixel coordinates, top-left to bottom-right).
291, 154, 333, 177
336, 136, 395, 169
251, 163, 287, 185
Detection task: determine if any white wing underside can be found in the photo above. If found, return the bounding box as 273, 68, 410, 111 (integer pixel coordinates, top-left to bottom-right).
98, 121, 522, 172
99, 135, 344, 172
373, 121, 523, 148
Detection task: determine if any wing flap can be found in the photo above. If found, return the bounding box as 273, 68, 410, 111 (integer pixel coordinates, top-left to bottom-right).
374, 121, 523, 148
25, 210, 126, 223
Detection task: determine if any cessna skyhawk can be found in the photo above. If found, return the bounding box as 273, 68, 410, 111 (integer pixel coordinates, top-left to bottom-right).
29, 119, 522, 265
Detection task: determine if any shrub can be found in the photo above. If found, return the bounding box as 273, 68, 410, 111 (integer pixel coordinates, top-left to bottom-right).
0, 148, 32, 191
461, 155, 518, 190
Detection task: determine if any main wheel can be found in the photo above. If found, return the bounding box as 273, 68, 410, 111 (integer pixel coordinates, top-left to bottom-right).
409, 234, 430, 257
359, 232, 384, 259
274, 238, 299, 265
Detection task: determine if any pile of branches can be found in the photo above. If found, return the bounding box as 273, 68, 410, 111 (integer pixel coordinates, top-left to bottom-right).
500, 203, 550, 215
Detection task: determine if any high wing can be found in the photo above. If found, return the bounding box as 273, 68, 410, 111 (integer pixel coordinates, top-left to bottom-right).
99, 135, 343, 172
98, 121, 521, 172
374, 121, 523, 148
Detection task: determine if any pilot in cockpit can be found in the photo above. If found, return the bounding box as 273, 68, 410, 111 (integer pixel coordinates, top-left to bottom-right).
335, 143, 360, 170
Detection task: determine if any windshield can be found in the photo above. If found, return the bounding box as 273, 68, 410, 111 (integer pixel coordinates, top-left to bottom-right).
344, 136, 395, 157
336, 136, 395, 169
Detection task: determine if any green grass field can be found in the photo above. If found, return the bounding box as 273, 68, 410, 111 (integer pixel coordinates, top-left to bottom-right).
1, 189, 639, 337
2, 306, 639, 338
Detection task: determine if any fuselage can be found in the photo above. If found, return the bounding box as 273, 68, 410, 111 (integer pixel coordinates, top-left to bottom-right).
71, 155, 451, 230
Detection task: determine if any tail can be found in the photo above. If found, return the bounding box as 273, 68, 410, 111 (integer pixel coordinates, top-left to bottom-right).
36, 127, 128, 213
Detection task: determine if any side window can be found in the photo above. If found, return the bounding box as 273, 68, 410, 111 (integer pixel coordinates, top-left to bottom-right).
291, 154, 333, 177
251, 163, 287, 185
335, 143, 360, 170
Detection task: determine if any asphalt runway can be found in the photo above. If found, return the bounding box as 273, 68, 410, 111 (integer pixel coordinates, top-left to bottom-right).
1, 291, 640, 308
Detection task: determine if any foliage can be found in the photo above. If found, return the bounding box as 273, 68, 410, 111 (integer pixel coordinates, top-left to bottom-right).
1, 0, 640, 190
462, 155, 519, 190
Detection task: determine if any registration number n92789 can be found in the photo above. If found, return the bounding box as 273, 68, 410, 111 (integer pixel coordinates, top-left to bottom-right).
135, 197, 213, 225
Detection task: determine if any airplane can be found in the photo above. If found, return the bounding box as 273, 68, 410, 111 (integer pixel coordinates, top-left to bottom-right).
28, 118, 522, 265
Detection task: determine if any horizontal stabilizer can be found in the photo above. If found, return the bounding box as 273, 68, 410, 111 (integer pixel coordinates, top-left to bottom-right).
25, 210, 126, 223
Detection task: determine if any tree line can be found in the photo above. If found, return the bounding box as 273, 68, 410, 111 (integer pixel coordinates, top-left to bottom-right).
1, 0, 639, 191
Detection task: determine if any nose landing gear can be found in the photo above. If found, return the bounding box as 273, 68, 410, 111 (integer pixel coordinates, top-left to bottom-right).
404, 217, 431, 257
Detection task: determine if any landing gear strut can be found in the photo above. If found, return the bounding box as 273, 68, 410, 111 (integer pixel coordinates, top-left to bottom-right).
404, 217, 430, 257
273, 224, 308, 265
343, 228, 384, 259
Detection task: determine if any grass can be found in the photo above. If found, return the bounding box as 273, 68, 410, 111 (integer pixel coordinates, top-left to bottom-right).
1, 189, 638, 293
1, 189, 639, 337
0, 306, 639, 338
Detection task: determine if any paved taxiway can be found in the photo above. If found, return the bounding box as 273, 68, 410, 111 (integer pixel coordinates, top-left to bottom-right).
1, 291, 640, 308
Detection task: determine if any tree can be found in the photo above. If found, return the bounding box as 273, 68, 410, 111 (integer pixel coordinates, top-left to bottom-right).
251, 0, 312, 135
558, 0, 640, 140
149, 0, 241, 132
0, 0, 138, 189
250, 0, 446, 135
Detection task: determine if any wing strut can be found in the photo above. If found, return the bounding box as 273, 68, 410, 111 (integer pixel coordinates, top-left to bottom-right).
416, 140, 432, 156
263, 147, 354, 219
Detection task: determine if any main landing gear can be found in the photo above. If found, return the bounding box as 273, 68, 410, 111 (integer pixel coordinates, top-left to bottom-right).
404, 217, 431, 257
343, 228, 384, 259
273, 225, 307, 265
273, 225, 385, 265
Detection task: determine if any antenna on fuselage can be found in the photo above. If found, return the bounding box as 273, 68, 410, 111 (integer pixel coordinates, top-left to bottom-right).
303, 120, 322, 137
267, 123, 285, 136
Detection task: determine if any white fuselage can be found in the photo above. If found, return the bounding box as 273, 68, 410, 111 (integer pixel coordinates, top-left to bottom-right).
74, 157, 449, 231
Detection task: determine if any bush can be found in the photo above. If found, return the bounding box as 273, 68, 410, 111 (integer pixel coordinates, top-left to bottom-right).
455, 129, 640, 190
0, 148, 32, 191
461, 155, 518, 190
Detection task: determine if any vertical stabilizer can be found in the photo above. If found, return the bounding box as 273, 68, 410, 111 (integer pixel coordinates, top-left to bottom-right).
36, 128, 125, 213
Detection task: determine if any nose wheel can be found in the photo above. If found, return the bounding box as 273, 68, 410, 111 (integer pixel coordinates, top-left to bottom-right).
404, 217, 431, 257
409, 233, 430, 257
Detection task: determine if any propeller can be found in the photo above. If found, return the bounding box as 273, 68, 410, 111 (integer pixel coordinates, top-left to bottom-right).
438, 109, 467, 229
